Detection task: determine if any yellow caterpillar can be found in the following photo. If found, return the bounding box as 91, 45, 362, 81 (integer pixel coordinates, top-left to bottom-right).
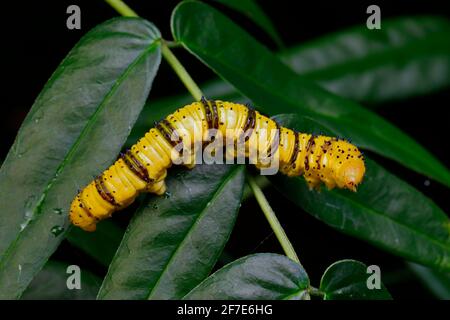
70, 98, 365, 231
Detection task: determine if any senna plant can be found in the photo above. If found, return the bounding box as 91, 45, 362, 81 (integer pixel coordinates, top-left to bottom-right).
1, 0, 449, 300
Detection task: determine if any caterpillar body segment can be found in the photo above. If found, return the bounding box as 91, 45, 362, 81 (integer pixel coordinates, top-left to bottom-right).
70, 99, 365, 231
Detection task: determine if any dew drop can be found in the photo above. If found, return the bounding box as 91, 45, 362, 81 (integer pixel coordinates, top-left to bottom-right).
152, 203, 159, 210
50, 225, 64, 237
164, 191, 171, 199
53, 208, 63, 215
424, 180, 431, 187
17, 264, 22, 281
33, 112, 44, 124
20, 199, 36, 231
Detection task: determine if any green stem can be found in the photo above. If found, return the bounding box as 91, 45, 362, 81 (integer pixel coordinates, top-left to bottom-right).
104, 0, 203, 101
104, 0, 138, 17
164, 40, 182, 48
161, 43, 204, 101
242, 175, 270, 201
247, 175, 301, 265
308, 286, 325, 298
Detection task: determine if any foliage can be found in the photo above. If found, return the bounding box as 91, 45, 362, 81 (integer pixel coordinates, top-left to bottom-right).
0, 0, 449, 300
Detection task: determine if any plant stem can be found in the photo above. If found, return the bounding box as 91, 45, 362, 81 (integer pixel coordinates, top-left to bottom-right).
164, 40, 182, 48
104, 0, 138, 17
161, 43, 204, 101
308, 286, 325, 298
242, 175, 270, 201
104, 0, 203, 101
247, 175, 301, 266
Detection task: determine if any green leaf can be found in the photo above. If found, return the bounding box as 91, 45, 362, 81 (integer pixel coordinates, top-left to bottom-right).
320, 260, 391, 300
21, 260, 101, 300
0, 17, 161, 299
407, 262, 450, 299
171, 1, 450, 187
282, 16, 450, 104
184, 253, 309, 300
66, 220, 125, 267
97, 164, 245, 300
271, 114, 450, 271
211, 0, 283, 47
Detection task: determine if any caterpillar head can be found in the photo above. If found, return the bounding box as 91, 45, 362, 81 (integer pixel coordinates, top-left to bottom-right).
335, 156, 365, 192
331, 141, 366, 191
336, 158, 365, 191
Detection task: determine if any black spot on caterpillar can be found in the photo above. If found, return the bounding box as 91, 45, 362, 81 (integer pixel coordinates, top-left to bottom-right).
70, 99, 365, 231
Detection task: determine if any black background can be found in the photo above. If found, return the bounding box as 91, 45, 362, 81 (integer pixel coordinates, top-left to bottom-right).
2, 0, 450, 300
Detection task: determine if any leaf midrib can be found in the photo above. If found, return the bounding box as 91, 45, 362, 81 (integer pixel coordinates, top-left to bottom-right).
281, 288, 309, 300
0, 39, 161, 271
146, 165, 242, 300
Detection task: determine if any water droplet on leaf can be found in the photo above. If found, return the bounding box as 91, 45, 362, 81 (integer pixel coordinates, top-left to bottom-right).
53, 208, 63, 215
20, 198, 36, 230
51, 225, 64, 237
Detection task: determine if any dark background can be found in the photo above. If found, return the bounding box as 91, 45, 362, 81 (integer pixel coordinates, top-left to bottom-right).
2, 0, 450, 299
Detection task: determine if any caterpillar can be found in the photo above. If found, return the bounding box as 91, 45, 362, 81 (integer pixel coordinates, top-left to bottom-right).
70, 98, 365, 231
